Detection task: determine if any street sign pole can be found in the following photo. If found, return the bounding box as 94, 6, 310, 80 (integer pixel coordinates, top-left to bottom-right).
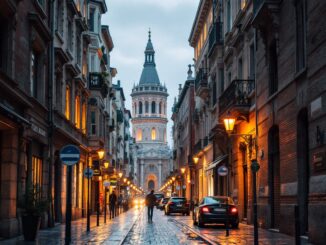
65, 166, 72, 245
60, 145, 80, 245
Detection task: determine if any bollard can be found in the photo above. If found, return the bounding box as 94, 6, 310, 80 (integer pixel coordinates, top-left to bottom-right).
294, 205, 301, 245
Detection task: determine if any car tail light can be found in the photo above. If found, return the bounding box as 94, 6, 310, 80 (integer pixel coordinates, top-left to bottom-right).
230, 207, 237, 213
201, 207, 209, 213
169, 202, 175, 205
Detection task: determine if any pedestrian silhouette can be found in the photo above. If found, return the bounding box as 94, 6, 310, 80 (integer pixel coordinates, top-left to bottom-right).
145, 190, 157, 223
109, 190, 117, 219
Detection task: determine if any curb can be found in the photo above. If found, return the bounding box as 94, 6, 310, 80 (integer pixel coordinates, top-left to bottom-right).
171, 218, 219, 245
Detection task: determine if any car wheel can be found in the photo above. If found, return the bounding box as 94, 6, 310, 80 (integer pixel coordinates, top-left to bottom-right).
198, 217, 205, 228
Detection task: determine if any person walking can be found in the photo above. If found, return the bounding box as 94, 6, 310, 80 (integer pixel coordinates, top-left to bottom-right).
109, 190, 117, 219
145, 190, 157, 223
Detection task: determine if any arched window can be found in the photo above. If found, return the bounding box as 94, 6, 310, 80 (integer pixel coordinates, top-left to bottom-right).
139, 101, 143, 114
159, 102, 162, 114
75, 94, 81, 128
148, 180, 155, 190
136, 128, 142, 141
151, 101, 156, 113
145, 101, 149, 113
151, 128, 156, 140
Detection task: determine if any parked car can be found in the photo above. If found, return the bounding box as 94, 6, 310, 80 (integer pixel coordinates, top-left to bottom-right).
193, 196, 239, 228
157, 197, 170, 210
165, 197, 190, 215
154, 193, 164, 206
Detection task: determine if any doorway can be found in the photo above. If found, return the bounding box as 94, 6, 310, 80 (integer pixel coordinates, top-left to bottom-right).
297, 108, 309, 235
268, 125, 280, 229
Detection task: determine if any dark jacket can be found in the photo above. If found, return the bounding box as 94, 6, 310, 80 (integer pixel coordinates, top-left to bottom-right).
145, 193, 157, 207
109, 193, 117, 205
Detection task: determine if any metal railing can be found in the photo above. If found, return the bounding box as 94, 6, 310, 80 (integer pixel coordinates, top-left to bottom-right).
208, 22, 223, 55
195, 68, 208, 90
219, 79, 255, 116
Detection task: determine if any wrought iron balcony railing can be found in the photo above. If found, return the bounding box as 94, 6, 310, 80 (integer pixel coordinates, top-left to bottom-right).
219, 79, 255, 116
195, 68, 208, 91
208, 22, 223, 55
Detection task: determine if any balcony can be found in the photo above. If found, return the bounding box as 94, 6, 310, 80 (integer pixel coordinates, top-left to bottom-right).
219, 79, 255, 118
252, 0, 282, 27
208, 22, 223, 56
193, 137, 210, 156
195, 68, 209, 99
89, 72, 108, 98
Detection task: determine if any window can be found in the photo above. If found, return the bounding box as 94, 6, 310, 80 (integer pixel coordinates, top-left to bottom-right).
32, 156, 43, 199
90, 54, 95, 72
269, 40, 278, 95
56, 1, 64, 36
136, 128, 142, 141
30, 51, 38, 98
249, 44, 255, 79
76, 36, 81, 66
219, 68, 224, 93
68, 20, 73, 52
212, 79, 217, 106
151, 128, 156, 140
0, 18, 9, 73
89, 9, 95, 32
228, 72, 232, 85
139, 101, 143, 114
296, 0, 306, 72
82, 102, 86, 134
75, 94, 81, 128
227, 1, 231, 32
238, 58, 243, 79
91, 111, 96, 135
151, 101, 156, 114
65, 85, 71, 120
145, 101, 149, 113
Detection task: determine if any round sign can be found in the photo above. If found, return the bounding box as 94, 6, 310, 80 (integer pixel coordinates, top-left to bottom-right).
83, 167, 94, 179
60, 144, 80, 166
103, 180, 110, 187
218, 166, 228, 176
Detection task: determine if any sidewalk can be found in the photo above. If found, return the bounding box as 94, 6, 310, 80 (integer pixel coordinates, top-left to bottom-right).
172, 214, 314, 245
2, 208, 141, 245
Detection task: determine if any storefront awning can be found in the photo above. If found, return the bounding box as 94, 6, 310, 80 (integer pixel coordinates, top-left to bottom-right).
205, 154, 228, 171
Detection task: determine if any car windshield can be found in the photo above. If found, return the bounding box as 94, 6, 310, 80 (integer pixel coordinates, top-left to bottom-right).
162, 198, 169, 203
205, 197, 234, 205
154, 194, 164, 199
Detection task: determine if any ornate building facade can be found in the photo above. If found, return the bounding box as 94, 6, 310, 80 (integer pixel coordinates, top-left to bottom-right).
131, 32, 171, 191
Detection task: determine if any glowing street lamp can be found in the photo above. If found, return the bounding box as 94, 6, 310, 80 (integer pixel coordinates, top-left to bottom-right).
123, 178, 127, 183
118, 172, 123, 178
97, 149, 105, 160
193, 157, 199, 164
104, 161, 109, 168
181, 167, 186, 174
223, 114, 236, 134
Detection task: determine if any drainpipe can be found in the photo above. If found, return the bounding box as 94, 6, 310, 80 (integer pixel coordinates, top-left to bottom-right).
47, 0, 55, 227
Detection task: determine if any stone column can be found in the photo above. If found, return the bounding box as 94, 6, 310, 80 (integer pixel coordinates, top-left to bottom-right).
140, 159, 144, 188
158, 160, 162, 187
156, 100, 159, 116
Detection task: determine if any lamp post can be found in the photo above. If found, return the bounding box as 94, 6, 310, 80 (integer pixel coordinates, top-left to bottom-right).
118, 172, 123, 215
87, 156, 92, 232
222, 113, 259, 242
181, 167, 186, 197
103, 161, 109, 224
96, 149, 105, 227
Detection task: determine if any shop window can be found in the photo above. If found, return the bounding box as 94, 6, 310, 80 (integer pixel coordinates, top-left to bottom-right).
65, 85, 71, 120
32, 156, 43, 198
75, 94, 81, 128
82, 101, 86, 134
151, 128, 156, 140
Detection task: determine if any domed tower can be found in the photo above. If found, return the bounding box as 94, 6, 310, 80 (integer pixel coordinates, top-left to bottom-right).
131, 31, 170, 191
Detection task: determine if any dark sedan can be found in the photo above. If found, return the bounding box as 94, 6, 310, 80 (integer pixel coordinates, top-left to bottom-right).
193, 196, 239, 228
165, 197, 190, 215
157, 197, 170, 210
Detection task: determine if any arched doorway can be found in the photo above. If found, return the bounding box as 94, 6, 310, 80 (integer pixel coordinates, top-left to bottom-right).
297, 108, 309, 235
148, 180, 155, 190
268, 125, 280, 228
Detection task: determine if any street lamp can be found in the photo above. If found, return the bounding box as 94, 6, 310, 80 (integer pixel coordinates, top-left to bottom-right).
193, 157, 199, 164
180, 167, 186, 197
96, 149, 105, 227
104, 161, 109, 168
97, 149, 105, 160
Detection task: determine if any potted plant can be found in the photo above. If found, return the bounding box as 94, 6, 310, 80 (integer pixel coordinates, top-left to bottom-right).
20, 185, 49, 241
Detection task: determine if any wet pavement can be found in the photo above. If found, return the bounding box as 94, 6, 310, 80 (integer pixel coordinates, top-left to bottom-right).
2, 209, 141, 245
170, 212, 314, 245
123, 207, 209, 245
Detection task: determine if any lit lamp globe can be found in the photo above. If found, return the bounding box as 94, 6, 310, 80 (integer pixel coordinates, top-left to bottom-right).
118, 172, 123, 178
193, 157, 199, 164
181, 167, 186, 174
104, 161, 109, 168
97, 149, 105, 160
123, 178, 127, 183
172, 177, 176, 181
223, 115, 236, 134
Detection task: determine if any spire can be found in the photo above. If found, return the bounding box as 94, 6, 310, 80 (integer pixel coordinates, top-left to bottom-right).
139, 30, 160, 85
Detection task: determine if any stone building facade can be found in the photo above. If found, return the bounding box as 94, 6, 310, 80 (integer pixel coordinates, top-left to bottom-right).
131, 32, 171, 192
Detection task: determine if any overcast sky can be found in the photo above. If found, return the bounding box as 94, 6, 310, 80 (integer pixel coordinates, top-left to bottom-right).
102, 0, 199, 146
